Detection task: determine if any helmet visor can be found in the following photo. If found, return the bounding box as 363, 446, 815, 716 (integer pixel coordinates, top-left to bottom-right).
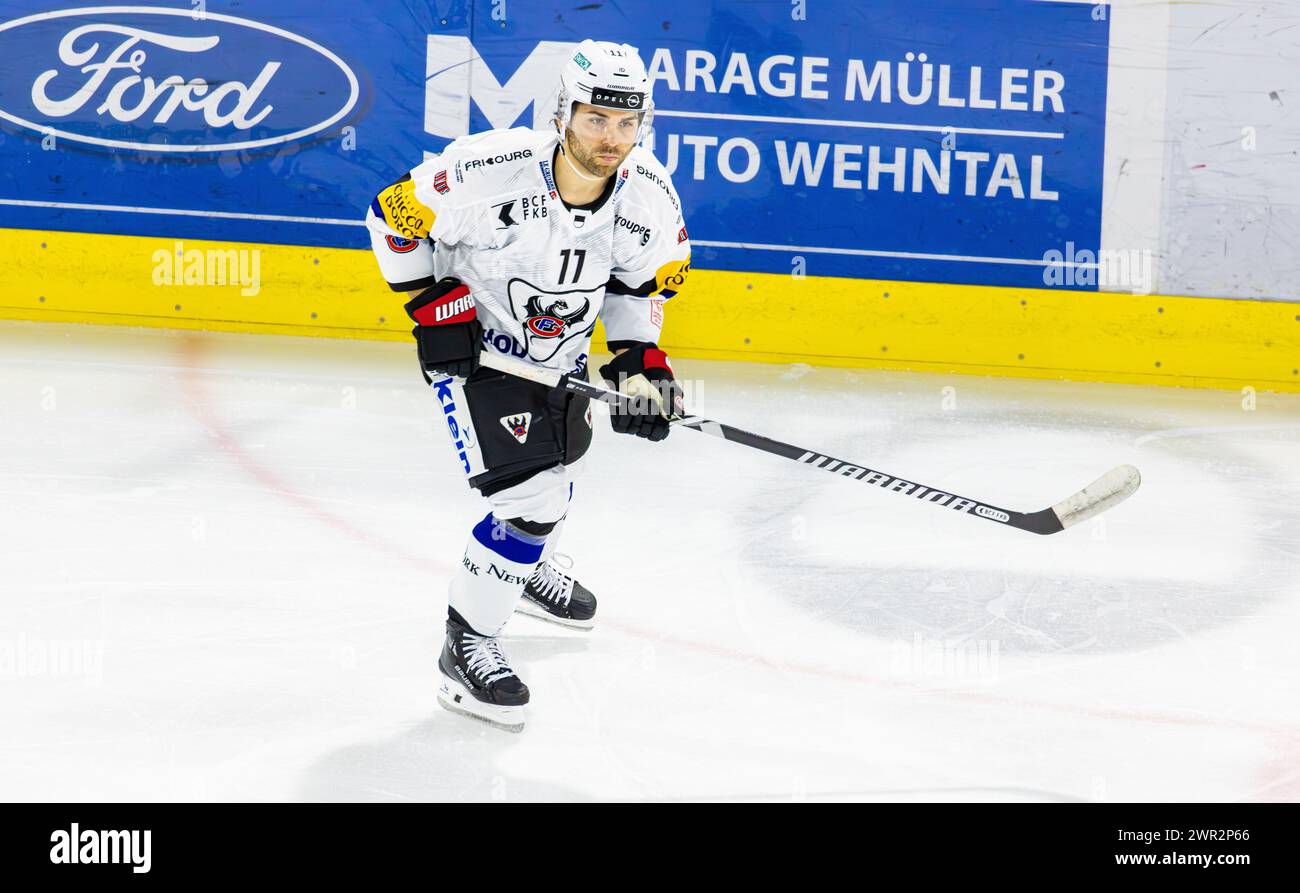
568, 104, 645, 146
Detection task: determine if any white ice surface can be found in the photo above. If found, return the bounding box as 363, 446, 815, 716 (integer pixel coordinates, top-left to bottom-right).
1, 320, 1297, 802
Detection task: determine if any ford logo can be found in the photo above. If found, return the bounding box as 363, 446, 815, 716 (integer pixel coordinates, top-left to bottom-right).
0, 6, 360, 153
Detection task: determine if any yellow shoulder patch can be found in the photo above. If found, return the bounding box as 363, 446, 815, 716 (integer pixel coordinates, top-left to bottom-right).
375, 179, 436, 239
655, 255, 691, 295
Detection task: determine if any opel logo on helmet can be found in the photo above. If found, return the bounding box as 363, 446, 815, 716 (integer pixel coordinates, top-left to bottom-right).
626, 94, 641, 108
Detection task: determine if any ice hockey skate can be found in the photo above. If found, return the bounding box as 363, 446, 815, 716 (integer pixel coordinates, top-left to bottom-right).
516, 556, 598, 630
437, 609, 530, 732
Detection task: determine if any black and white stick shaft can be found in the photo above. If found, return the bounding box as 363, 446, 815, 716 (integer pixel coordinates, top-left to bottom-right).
477, 352, 1141, 535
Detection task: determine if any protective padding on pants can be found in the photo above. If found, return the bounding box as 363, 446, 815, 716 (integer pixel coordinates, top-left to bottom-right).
483, 460, 583, 526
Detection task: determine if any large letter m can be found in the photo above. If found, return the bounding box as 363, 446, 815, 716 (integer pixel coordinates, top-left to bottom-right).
425, 37, 577, 139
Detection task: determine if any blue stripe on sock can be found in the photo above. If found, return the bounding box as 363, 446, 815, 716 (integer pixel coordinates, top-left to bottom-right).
471, 513, 544, 564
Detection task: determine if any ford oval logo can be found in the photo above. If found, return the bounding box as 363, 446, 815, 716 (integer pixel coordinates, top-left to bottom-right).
0, 6, 360, 153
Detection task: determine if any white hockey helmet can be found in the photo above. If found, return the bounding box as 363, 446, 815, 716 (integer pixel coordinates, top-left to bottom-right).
555, 39, 654, 145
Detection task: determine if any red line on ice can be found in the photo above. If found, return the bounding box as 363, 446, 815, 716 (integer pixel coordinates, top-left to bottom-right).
176, 334, 443, 574
176, 333, 1297, 764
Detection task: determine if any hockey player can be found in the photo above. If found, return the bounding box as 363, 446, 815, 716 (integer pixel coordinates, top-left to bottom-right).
364, 40, 691, 731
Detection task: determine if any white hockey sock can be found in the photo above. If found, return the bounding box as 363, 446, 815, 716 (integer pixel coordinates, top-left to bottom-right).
538, 517, 567, 566
448, 512, 546, 636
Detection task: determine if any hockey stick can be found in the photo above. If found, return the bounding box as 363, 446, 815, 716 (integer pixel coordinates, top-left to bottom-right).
477, 352, 1141, 535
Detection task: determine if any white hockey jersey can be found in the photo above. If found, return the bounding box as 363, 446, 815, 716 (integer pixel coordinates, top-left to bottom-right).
365, 127, 691, 377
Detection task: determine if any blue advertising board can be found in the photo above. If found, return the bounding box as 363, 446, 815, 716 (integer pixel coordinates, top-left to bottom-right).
0, 0, 1109, 290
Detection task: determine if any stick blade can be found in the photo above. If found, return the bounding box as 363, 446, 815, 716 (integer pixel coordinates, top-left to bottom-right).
1050, 464, 1141, 530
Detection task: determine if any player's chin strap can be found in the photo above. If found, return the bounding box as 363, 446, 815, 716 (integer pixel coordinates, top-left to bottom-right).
475, 350, 1142, 537
556, 130, 606, 183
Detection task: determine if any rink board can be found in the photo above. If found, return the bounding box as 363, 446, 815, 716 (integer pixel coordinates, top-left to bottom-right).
0, 0, 1107, 290
1, 227, 1295, 393
0, 1, 1293, 391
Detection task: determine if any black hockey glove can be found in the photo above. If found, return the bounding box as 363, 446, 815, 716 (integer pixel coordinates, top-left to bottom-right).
403, 277, 483, 381
598, 343, 685, 442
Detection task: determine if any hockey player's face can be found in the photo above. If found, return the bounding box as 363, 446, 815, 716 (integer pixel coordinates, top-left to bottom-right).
566, 103, 640, 177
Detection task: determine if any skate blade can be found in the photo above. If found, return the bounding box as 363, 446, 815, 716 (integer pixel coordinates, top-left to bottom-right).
437, 676, 525, 733
514, 599, 595, 631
